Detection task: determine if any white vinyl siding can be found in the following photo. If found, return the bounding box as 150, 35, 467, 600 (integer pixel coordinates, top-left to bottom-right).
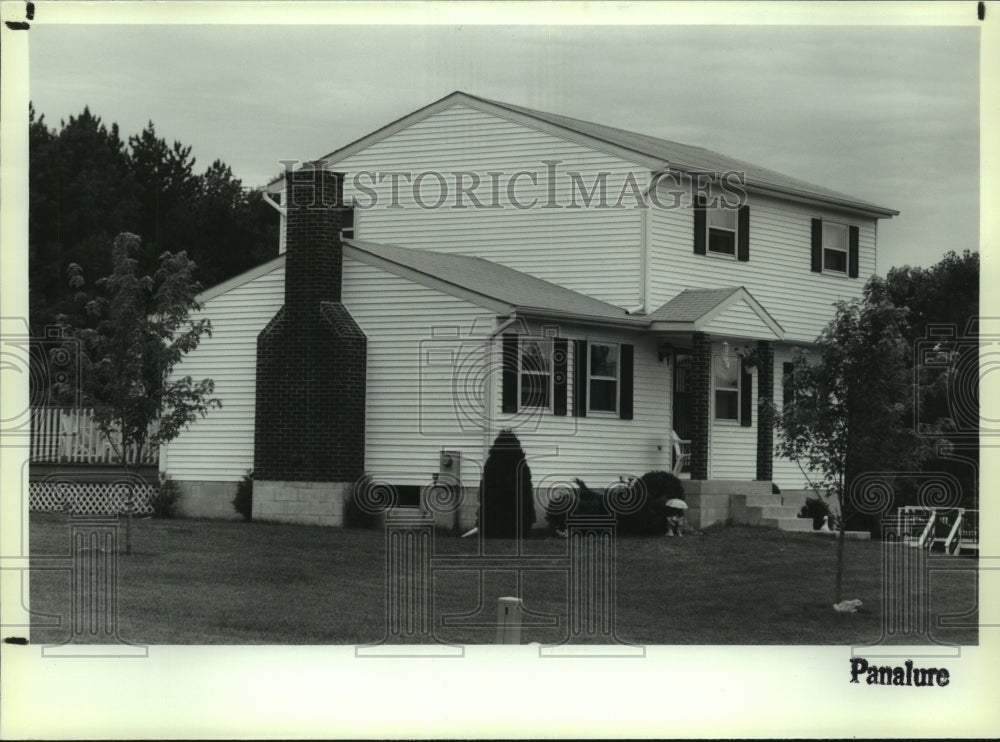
708, 342, 757, 479
164, 259, 676, 490
326, 104, 647, 309
494, 319, 673, 490
702, 299, 778, 340
771, 343, 815, 491
342, 261, 497, 485
649, 185, 877, 343
160, 262, 285, 482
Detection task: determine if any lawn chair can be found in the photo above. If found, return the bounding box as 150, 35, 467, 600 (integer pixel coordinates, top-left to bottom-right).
669, 429, 691, 477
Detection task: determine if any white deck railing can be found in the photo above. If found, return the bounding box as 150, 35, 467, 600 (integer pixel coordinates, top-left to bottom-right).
30, 407, 158, 465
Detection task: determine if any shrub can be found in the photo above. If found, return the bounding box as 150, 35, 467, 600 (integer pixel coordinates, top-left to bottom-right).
344, 474, 384, 529
233, 470, 253, 521
616, 470, 684, 535
480, 429, 534, 539
151, 473, 182, 518
798, 495, 838, 530
544, 478, 609, 533
546, 470, 684, 536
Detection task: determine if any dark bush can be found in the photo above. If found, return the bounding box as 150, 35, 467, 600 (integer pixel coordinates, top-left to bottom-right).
480, 429, 534, 539
151, 473, 182, 518
798, 495, 835, 530
616, 470, 684, 535
233, 470, 253, 521
344, 474, 384, 529
546, 471, 684, 536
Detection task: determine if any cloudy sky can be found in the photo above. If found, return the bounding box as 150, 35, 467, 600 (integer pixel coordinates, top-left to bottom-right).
27, 9, 981, 273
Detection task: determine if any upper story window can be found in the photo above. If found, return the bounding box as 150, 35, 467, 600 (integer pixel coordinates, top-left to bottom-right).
519, 337, 552, 409
708, 207, 737, 257
694, 200, 750, 262
822, 222, 848, 274
588, 342, 619, 414
811, 218, 859, 278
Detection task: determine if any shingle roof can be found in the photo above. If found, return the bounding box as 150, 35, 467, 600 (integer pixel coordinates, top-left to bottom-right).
346, 238, 643, 325
645, 287, 744, 323
269, 91, 897, 217
472, 93, 897, 216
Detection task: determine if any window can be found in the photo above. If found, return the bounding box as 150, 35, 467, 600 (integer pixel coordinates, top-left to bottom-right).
340, 206, 356, 240
714, 354, 740, 422
519, 337, 552, 409
588, 342, 619, 413
822, 222, 848, 274
708, 207, 737, 256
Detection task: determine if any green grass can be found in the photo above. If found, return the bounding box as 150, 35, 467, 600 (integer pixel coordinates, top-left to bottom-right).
28, 513, 978, 646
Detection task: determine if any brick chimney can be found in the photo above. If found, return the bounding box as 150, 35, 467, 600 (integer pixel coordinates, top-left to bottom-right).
252, 165, 367, 525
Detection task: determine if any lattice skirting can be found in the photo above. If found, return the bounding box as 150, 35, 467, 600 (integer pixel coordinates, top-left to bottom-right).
29, 481, 157, 516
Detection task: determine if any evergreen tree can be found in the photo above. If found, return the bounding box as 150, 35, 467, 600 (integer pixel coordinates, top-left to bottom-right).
479, 429, 535, 540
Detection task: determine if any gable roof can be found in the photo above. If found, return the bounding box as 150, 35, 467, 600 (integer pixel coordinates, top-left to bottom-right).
197, 239, 784, 340
345, 238, 645, 328
267, 91, 897, 218
646, 286, 784, 339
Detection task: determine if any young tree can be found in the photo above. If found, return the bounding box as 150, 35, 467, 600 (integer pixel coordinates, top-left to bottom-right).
776, 297, 931, 604
55, 233, 221, 554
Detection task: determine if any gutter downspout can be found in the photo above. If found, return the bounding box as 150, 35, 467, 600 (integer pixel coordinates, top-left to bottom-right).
483, 312, 518, 466
627, 168, 664, 316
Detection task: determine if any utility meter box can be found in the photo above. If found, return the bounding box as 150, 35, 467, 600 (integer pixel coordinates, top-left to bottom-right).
439, 449, 461, 480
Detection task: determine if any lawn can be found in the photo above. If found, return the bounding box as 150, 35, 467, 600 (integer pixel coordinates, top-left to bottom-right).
27, 512, 978, 646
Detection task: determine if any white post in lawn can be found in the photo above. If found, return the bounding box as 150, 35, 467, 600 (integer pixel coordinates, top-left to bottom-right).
496, 596, 524, 644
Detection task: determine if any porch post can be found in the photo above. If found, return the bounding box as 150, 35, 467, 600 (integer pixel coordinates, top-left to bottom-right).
755, 340, 775, 481
690, 332, 711, 480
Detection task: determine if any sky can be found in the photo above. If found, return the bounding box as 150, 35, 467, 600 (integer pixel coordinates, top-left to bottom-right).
26, 13, 982, 274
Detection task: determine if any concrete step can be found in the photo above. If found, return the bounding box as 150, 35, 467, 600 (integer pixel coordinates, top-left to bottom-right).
731, 493, 785, 508
734, 506, 807, 526
781, 492, 811, 509
760, 516, 815, 532
811, 529, 872, 541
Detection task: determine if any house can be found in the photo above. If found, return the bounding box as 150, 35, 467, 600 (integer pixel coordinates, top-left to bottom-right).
159, 91, 897, 529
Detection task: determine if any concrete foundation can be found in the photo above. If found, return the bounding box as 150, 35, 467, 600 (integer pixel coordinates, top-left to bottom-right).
176, 480, 242, 520
252, 480, 349, 526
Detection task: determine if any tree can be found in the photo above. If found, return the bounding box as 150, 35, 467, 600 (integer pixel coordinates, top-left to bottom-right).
479, 429, 535, 540
54, 233, 221, 554
776, 296, 932, 604
29, 106, 278, 404
865, 250, 980, 508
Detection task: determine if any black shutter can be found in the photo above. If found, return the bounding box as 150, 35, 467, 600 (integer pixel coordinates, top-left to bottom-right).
740, 360, 752, 427
811, 218, 823, 273
553, 338, 568, 416
848, 225, 859, 278
620, 344, 634, 420
737, 204, 750, 262
502, 334, 518, 414
693, 194, 707, 255
573, 339, 588, 417
782, 362, 795, 405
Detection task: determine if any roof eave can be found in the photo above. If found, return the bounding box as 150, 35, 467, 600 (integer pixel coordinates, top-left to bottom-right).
664, 163, 897, 218
515, 306, 649, 330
